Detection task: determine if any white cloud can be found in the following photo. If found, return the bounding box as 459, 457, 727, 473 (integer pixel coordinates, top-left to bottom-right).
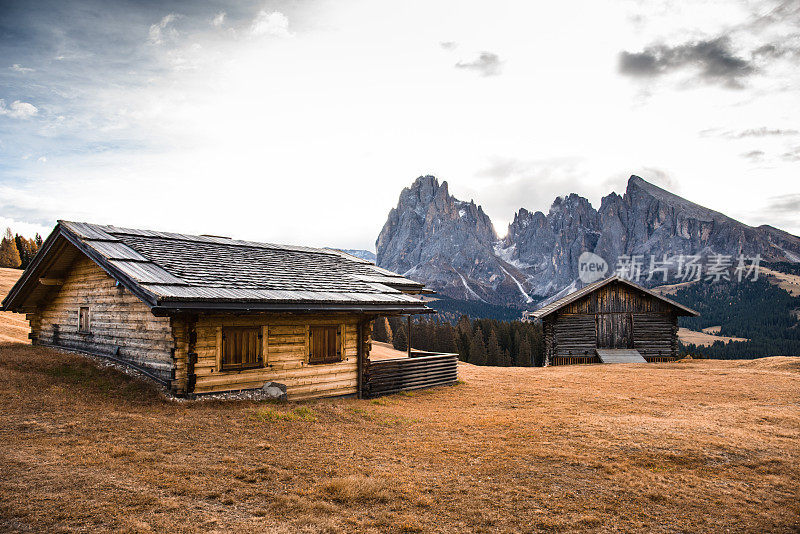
455, 51, 503, 77
36, 156, 47, 163
0, 216, 50, 239
0, 99, 38, 119
3, 0, 800, 247
10, 64, 34, 73
212, 12, 226, 27
250, 11, 292, 37
148, 13, 179, 45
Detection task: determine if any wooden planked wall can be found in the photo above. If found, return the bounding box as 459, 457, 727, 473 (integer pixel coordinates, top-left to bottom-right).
560, 283, 675, 314
29, 256, 175, 381
550, 313, 597, 358
186, 314, 367, 400
632, 313, 678, 359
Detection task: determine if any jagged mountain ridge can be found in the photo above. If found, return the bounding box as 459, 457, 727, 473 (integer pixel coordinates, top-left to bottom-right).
376, 175, 800, 308
375, 175, 533, 306
336, 249, 376, 262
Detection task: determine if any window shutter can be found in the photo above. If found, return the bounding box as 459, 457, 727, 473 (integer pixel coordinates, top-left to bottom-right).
309, 325, 342, 365
221, 327, 263, 370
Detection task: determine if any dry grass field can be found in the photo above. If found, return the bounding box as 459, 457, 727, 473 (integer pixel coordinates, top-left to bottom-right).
761, 267, 800, 297
1, 268, 799, 532
677, 327, 749, 347
0, 268, 29, 344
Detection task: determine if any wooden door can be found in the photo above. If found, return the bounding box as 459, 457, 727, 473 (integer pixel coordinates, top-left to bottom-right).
596, 313, 632, 349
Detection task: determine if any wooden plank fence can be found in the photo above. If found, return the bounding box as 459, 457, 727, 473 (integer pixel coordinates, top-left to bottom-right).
364, 353, 458, 398
550, 355, 602, 366
643, 356, 676, 363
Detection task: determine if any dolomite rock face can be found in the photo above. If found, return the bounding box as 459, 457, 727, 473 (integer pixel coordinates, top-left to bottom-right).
376, 174, 800, 308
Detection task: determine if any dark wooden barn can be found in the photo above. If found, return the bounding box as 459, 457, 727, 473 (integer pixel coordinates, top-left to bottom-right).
532, 276, 698, 365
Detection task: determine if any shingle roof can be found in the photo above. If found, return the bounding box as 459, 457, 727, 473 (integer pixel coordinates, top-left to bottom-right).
3, 221, 433, 315
531, 275, 698, 319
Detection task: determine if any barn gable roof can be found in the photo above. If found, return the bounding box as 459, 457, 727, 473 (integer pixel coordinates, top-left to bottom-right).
531, 275, 699, 319
2, 221, 433, 315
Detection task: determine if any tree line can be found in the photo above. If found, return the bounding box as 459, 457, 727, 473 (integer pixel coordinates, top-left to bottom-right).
373, 315, 545, 367
0, 228, 43, 269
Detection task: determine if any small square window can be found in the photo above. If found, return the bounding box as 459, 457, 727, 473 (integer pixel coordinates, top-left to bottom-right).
78, 307, 90, 333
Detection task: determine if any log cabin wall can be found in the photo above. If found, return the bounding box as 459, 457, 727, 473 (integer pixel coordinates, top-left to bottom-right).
187, 314, 369, 400
29, 255, 175, 381
632, 313, 678, 360
170, 316, 190, 395
551, 313, 597, 358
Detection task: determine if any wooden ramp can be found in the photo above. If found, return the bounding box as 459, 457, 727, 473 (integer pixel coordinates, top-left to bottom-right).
595, 349, 647, 364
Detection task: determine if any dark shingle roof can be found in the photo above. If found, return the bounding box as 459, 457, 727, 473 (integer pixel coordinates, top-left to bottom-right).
3, 221, 433, 315
531, 275, 698, 319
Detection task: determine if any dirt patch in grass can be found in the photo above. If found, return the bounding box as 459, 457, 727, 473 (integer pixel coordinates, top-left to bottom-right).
252, 406, 318, 422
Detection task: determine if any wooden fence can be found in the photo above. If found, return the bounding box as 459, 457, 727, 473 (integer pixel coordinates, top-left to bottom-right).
550, 355, 602, 366
643, 355, 676, 363
363, 353, 459, 398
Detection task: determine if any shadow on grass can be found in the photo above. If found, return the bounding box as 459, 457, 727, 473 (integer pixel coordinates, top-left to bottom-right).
0, 342, 165, 404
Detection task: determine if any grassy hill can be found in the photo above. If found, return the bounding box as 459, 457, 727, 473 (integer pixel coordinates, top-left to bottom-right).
0, 341, 797, 531
0, 267, 28, 343
668, 274, 800, 358
1, 266, 799, 531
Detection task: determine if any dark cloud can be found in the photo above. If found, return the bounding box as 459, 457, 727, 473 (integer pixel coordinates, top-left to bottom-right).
455, 52, 503, 77
702, 127, 799, 139
735, 127, 799, 137
439, 41, 457, 51
741, 150, 765, 160
781, 147, 800, 161
764, 193, 800, 213
619, 37, 754, 88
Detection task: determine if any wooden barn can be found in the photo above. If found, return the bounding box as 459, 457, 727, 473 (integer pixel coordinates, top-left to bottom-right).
1, 221, 457, 399
532, 275, 698, 365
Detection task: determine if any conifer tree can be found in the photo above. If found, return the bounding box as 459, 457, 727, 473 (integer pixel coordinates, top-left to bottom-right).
373, 317, 391, 343
486, 330, 501, 366
444, 324, 459, 354
500, 348, 512, 367
517, 336, 533, 367
392, 320, 408, 351
469, 327, 487, 365
0, 228, 21, 268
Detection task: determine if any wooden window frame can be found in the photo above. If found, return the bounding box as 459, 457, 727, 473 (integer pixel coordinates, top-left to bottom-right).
221, 326, 264, 372
78, 306, 91, 333
308, 324, 342, 365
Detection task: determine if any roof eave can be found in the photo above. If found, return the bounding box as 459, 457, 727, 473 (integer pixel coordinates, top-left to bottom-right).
532, 275, 699, 319
2, 224, 76, 311
151, 300, 436, 316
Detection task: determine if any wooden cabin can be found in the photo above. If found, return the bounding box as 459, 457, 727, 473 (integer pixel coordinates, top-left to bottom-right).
532, 276, 698, 365
1, 221, 441, 399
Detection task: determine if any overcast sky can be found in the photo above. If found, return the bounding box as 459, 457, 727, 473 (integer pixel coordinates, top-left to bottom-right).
1, 0, 798, 248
